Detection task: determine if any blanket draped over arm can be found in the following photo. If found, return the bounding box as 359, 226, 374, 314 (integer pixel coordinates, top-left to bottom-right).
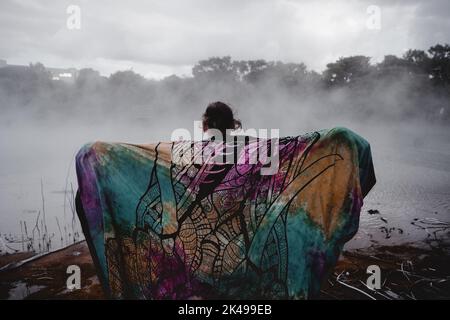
75, 127, 375, 299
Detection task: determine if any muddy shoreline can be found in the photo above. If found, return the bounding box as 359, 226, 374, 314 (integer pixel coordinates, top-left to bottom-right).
1, 241, 449, 300
0, 242, 103, 299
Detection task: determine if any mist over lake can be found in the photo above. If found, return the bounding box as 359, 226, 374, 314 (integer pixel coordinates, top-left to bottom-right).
1, 52, 449, 253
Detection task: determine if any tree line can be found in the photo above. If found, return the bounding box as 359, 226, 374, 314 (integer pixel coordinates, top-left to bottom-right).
0, 43, 449, 124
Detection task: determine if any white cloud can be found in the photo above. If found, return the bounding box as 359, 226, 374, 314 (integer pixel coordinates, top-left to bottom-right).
0, 0, 448, 79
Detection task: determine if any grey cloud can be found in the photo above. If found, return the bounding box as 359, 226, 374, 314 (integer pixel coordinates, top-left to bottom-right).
0, 0, 449, 78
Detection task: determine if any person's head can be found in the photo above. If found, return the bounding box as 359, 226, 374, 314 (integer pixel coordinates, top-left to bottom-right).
202, 101, 241, 137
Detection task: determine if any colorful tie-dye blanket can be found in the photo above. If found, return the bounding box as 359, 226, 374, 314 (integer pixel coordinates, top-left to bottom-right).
75, 127, 375, 299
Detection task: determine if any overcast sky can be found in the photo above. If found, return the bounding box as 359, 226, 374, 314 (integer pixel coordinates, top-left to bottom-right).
1, 0, 449, 79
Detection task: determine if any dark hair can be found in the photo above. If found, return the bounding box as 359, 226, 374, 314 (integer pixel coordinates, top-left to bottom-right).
202, 101, 242, 137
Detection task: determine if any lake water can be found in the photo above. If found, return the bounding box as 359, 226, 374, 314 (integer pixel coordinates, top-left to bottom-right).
1, 118, 449, 253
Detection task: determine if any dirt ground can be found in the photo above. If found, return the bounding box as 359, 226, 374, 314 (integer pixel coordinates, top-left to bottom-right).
0, 241, 449, 300
320, 244, 450, 299
0, 242, 104, 300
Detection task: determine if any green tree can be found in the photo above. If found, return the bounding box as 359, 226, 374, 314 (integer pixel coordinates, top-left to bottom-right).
109, 70, 145, 87
323, 56, 372, 86
428, 44, 450, 85
76, 68, 103, 89
192, 56, 238, 81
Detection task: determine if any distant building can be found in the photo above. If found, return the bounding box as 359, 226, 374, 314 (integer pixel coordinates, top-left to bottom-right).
0, 59, 78, 82
0, 59, 29, 73
48, 67, 79, 82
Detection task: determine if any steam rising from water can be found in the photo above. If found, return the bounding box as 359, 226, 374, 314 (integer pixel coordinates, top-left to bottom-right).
0, 61, 449, 252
